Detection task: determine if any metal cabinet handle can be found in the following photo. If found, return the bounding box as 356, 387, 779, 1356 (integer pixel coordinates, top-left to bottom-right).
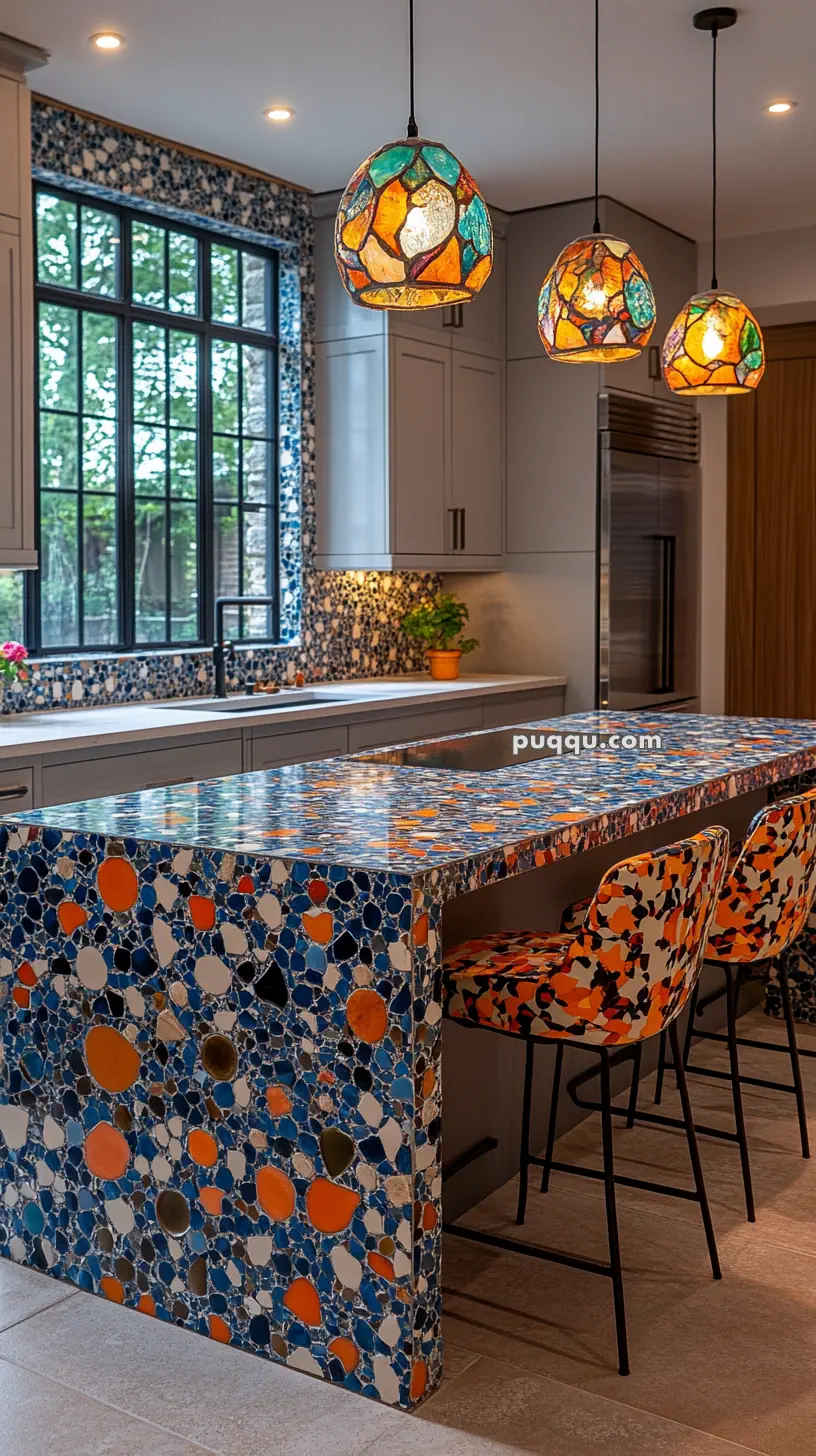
648, 345, 661, 381
0, 785, 29, 801
459, 507, 466, 550
144, 777, 195, 790
442, 304, 465, 329
448, 507, 459, 551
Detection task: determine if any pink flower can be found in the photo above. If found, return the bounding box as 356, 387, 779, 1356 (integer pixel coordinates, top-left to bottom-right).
0, 641, 27, 664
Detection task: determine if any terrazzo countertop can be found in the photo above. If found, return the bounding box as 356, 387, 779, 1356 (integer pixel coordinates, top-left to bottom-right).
11, 712, 816, 888
0, 673, 564, 760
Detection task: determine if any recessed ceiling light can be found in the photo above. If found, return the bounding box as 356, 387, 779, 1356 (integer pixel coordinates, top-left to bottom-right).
264, 106, 294, 123
765, 100, 796, 114
90, 32, 124, 50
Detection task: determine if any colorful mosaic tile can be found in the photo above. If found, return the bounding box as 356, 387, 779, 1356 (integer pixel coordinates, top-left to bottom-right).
0, 100, 441, 717
3, 710, 816, 1407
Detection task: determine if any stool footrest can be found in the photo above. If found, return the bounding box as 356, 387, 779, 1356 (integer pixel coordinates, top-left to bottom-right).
539, 1156, 701, 1203
442, 1220, 613, 1279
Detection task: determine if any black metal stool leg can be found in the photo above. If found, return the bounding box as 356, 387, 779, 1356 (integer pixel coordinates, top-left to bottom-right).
516, 1039, 535, 1225
726, 967, 756, 1223
682, 982, 700, 1070
778, 957, 810, 1160
669, 1020, 722, 1280
540, 1041, 564, 1193
626, 1044, 643, 1128
654, 1031, 667, 1105
600, 1050, 630, 1376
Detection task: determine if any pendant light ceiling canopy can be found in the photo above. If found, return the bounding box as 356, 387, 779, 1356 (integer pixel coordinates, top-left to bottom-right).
662, 9, 765, 395
538, 0, 656, 363
334, 0, 493, 311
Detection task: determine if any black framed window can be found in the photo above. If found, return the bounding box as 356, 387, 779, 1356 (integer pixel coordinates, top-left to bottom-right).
27, 185, 280, 654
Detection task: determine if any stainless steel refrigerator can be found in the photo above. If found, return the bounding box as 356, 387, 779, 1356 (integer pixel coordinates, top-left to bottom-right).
597, 391, 700, 712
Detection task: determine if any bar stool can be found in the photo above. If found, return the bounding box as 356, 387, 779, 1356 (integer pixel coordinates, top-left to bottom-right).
442, 826, 730, 1376
654, 789, 816, 1223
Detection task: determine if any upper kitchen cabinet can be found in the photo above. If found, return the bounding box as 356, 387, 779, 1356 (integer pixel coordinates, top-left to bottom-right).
0, 35, 48, 570
314, 192, 506, 571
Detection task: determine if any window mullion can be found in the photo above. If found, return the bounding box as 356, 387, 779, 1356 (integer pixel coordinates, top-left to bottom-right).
120, 212, 136, 651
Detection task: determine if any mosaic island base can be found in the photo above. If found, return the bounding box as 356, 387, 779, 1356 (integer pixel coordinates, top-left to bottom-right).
1, 711, 815, 1411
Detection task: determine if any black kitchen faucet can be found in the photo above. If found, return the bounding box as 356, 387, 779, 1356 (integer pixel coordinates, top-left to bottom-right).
213, 596, 277, 698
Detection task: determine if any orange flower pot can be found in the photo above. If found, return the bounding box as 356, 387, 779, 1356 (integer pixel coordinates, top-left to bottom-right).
427, 649, 462, 681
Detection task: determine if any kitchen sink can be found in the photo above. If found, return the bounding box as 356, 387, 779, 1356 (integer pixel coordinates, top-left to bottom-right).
161, 691, 358, 714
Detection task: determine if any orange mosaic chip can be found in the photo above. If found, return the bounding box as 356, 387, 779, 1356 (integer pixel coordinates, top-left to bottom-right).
97, 856, 139, 912
84, 1121, 131, 1180
84, 1026, 141, 1093
256, 1165, 296, 1221
209, 1314, 231, 1343
346, 987, 388, 1043
283, 1276, 322, 1326
198, 1186, 224, 1216
188, 1128, 219, 1167
265, 1086, 293, 1117
305, 1177, 360, 1234
100, 1276, 125, 1304
189, 895, 216, 930
57, 901, 88, 935
328, 1336, 359, 1373
410, 1360, 428, 1400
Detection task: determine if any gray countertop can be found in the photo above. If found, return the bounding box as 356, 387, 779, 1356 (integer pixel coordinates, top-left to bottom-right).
0, 673, 566, 760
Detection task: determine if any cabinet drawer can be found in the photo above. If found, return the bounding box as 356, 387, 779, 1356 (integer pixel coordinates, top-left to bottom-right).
481, 690, 566, 730
0, 765, 34, 811
251, 725, 348, 771
348, 704, 482, 753
42, 738, 242, 807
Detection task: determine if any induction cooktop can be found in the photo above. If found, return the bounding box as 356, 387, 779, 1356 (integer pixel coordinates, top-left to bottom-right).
355, 726, 601, 773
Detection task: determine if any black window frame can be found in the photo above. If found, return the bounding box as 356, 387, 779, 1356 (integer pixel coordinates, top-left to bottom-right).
31, 183, 282, 655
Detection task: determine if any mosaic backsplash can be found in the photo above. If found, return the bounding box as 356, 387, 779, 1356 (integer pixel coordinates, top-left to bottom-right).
2, 571, 441, 712
2, 98, 441, 716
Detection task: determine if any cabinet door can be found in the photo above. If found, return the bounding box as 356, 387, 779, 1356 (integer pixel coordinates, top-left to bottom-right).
390, 336, 450, 555
316, 337, 389, 558
0, 79, 22, 223
450, 352, 503, 557
42, 738, 242, 806
0, 225, 35, 565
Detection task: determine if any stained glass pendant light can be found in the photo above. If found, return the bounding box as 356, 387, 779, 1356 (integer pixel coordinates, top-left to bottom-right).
538, 0, 656, 362
662, 9, 765, 395
334, 0, 493, 310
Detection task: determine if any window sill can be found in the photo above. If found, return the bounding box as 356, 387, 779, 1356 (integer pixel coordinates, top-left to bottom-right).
27, 642, 296, 669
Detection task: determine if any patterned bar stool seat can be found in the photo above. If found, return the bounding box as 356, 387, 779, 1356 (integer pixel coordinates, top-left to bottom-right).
666, 789, 816, 1223
441, 826, 730, 1377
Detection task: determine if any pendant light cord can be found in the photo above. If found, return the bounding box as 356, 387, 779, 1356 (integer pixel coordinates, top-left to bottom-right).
407, 0, 418, 138
593, 0, 600, 232
710, 20, 718, 288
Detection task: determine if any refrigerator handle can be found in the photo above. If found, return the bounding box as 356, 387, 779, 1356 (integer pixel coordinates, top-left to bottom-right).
656, 534, 677, 693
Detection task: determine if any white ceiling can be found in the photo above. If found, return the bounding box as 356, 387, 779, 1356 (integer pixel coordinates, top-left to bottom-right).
2, 0, 813, 240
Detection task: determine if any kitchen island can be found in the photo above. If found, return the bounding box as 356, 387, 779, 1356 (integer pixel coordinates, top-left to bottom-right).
1, 711, 816, 1410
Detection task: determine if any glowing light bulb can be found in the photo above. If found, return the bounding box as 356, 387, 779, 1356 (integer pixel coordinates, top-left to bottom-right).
701, 322, 725, 361
91, 32, 123, 50
581, 283, 609, 314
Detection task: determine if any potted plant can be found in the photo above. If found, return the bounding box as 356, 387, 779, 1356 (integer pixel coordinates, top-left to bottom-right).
402, 593, 478, 681
0, 640, 27, 704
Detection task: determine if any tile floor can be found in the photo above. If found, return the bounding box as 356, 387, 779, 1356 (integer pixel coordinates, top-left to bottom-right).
0, 1003, 813, 1456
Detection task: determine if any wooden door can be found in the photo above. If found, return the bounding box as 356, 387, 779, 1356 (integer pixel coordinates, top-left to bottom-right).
726, 324, 816, 717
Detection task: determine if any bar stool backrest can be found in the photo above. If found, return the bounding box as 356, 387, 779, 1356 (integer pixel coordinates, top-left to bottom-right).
708, 789, 816, 964
562, 826, 730, 1046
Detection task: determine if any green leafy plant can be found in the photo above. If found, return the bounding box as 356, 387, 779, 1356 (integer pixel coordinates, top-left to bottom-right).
402, 592, 478, 655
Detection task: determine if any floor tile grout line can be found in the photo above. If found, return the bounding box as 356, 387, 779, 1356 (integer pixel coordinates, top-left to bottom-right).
426, 1352, 772, 1456
0, 1348, 226, 1456
0, 1288, 79, 1339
